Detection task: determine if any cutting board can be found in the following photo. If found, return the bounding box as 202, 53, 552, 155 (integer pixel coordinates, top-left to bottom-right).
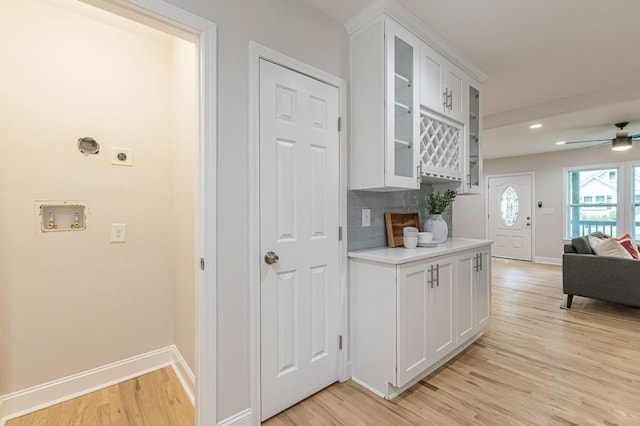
384, 212, 421, 247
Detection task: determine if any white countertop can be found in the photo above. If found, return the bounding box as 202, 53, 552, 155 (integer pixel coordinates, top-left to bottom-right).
348, 238, 492, 265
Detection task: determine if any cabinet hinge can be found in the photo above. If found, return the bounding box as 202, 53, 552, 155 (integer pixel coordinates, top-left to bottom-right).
339, 226, 343, 241
339, 335, 343, 350
338, 116, 342, 132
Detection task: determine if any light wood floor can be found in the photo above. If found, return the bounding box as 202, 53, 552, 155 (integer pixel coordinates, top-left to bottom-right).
9, 259, 640, 425
266, 259, 640, 425
6, 367, 193, 426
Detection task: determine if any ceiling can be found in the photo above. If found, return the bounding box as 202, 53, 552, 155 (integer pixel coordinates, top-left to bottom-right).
301, 0, 640, 159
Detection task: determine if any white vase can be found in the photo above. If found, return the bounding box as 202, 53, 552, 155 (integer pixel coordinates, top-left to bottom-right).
425, 214, 448, 243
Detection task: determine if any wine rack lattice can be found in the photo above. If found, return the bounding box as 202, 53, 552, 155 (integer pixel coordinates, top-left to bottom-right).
420, 113, 461, 179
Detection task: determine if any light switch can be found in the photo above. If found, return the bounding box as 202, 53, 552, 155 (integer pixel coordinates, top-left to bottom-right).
362, 209, 371, 227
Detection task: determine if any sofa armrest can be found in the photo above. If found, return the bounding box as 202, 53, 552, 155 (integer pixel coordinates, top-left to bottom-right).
562, 253, 640, 308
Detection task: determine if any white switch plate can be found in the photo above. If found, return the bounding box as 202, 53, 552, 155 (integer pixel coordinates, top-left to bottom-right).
111, 223, 126, 242
111, 147, 132, 166
362, 209, 371, 227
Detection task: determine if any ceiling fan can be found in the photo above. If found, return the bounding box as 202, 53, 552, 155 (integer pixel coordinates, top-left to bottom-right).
557, 122, 640, 151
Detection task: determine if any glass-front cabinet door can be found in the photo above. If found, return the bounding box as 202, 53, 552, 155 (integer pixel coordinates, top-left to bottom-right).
462, 83, 481, 193
385, 19, 420, 189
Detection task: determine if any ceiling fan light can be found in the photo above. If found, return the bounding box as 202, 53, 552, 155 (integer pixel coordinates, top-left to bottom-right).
611, 137, 633, 151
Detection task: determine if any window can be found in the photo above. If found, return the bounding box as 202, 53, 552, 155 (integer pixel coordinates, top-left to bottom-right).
500, 185, 519, 227
566, 167, 618, 238
566, 164, 640, 240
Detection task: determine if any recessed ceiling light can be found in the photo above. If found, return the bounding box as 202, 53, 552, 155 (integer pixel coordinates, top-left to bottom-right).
555, 141, 566, 145
529, 123, 543, 129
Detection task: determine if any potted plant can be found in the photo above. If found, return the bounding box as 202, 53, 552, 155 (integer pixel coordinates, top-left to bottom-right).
425, 189, 457, 243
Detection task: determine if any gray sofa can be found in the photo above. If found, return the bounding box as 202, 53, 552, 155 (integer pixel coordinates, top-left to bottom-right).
563, 233, 640, 308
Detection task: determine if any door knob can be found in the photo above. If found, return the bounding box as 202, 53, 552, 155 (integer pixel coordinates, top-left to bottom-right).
264, 251, 279, 265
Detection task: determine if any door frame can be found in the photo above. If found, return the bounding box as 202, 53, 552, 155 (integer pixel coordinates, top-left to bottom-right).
485, 172, 535, 261
248, 42, 348, 422
82, 1, 217, 424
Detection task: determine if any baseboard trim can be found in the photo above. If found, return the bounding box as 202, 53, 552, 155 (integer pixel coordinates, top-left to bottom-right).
218, 408, 252, 426
535, 256, 562, 265
0, 345, 194, 426
170, 347, 195, 405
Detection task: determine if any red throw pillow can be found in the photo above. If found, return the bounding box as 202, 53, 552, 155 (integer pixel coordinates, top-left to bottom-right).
616, 233, 640, 259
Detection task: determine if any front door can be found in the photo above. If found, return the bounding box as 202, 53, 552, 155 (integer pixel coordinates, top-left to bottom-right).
259, 59, 341, 420
488, 174, 533, 261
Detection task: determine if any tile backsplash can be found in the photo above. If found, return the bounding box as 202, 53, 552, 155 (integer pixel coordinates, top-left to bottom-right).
347, 184, 453, 251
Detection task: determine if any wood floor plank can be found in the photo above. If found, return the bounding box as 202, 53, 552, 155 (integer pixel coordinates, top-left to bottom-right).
6, 367, 193, 426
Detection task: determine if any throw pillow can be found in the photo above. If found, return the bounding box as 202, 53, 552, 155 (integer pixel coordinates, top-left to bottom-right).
571, 236, 593, 254
616, 233, 640, 259
589, 235, 632, 259
572, 232, 605, 254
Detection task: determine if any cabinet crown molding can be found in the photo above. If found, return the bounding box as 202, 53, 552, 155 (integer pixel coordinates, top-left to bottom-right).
344, 0, 488, 83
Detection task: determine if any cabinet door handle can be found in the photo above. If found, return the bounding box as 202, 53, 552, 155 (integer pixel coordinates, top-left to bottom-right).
442, 89, 448, 109
479, 253, 483, 272
428, 265, 434, 289
473, 253, 477, 272
436, 264, 440, 287
417, 164, 422, 185
447, 90, 453, 110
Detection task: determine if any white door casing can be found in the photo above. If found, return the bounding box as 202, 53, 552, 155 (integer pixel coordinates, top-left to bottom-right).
78, 2, 217, 425
488, 174, 533, 261
259, 59, 341, 421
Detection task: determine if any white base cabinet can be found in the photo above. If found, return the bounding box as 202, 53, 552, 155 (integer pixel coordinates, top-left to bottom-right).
397, 256, 455, 387
350, 241, 491, 399
455, 247, 491, 343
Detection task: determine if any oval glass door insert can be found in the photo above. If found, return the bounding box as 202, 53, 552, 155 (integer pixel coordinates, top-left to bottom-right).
500, 185, 519, 227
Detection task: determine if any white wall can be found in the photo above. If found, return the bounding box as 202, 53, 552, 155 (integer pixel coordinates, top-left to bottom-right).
170, 38, 197, 372
0, 0, 196, 395
454, 144, 640, 262
161, 0, 349, 420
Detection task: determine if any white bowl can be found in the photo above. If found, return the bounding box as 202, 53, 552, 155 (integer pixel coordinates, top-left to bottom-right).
418, 232, 434, 243
404, 236, 418, 248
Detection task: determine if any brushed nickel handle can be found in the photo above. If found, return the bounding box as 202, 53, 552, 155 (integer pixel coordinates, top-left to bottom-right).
264, 251, 279, 265
429, 265, 434, 289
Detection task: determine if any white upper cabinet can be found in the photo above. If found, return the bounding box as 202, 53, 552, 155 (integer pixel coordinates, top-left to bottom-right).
419, 41, 465, 124
350, 17, 420, 191
346, 0, 487, 192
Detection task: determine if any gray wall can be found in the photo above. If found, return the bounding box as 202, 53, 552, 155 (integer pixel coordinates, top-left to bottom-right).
454, 144, 640, 262
347, 184, 454, 250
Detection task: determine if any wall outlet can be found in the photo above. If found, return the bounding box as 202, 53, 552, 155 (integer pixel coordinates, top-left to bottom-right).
111, 147, 132, 166
111, 223, 126, 242
362, 209, 371, 227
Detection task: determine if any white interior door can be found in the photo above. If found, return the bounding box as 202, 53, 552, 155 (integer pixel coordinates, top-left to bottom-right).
488, 174, 533, 261
259, 59, 340, 421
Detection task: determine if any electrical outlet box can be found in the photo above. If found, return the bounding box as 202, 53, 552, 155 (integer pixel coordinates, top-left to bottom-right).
362, 209, 371, 227
111, 147, 132, 166
111, 223, 126, 242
